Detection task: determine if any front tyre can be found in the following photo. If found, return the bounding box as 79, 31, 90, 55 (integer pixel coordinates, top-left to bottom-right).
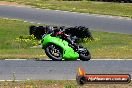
79, 48, 91, 61
45, 44, 63, 61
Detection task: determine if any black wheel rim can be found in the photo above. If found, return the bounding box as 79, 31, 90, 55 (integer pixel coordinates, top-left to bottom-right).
48, 45, 62, 58
82, 51, 89, 56
80, 49, 89, 56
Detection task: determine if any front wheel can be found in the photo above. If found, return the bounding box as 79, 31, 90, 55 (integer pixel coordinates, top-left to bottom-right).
79, 48, 91, 61
45, 44, 63, 61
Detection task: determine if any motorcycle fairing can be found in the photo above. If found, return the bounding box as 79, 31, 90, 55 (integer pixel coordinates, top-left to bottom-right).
41, 34, 79, 60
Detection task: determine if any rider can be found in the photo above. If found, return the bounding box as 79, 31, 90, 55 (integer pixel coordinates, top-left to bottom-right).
47, 26, 78, 50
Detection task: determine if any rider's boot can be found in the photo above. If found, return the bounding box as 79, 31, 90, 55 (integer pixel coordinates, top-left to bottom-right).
72, 43, 79, 51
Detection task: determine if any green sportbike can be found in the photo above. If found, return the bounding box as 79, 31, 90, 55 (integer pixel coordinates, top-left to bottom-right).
41, 29, 91, 61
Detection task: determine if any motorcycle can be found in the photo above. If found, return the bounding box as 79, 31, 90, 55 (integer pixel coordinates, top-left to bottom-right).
41, 29, 91, 61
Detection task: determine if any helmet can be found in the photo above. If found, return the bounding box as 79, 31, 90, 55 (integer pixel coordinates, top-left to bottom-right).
46, 26, 54, 34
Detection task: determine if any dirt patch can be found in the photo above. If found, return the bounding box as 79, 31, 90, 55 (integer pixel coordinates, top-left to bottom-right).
0, 1, 28, 7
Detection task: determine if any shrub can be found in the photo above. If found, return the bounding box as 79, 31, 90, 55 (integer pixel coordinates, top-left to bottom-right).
15, 35, 40, 48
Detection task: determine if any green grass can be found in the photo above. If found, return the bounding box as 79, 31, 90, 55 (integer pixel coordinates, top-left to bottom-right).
0, 18, 46, 59
0, 80, 132, 88
0, 18, 132, 59
83, 31, 132, 59
0, 0, 132, 18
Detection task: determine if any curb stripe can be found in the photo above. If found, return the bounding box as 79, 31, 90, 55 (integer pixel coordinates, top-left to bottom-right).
5, 59, 27, 60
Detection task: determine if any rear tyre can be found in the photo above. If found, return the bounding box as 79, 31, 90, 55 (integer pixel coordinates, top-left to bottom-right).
79, 48, 91, 61
45, 44, 63, 61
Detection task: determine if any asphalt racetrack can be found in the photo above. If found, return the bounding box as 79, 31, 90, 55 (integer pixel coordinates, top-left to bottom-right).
0, 60, 132, 80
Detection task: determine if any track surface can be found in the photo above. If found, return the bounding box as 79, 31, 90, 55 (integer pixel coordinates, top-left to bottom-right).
0, 60, 132, 80
0, 5, 132, 34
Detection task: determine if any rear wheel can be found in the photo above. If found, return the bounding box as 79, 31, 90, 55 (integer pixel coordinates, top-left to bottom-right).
45, 44, 63, 61
79, 48, 91, 61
